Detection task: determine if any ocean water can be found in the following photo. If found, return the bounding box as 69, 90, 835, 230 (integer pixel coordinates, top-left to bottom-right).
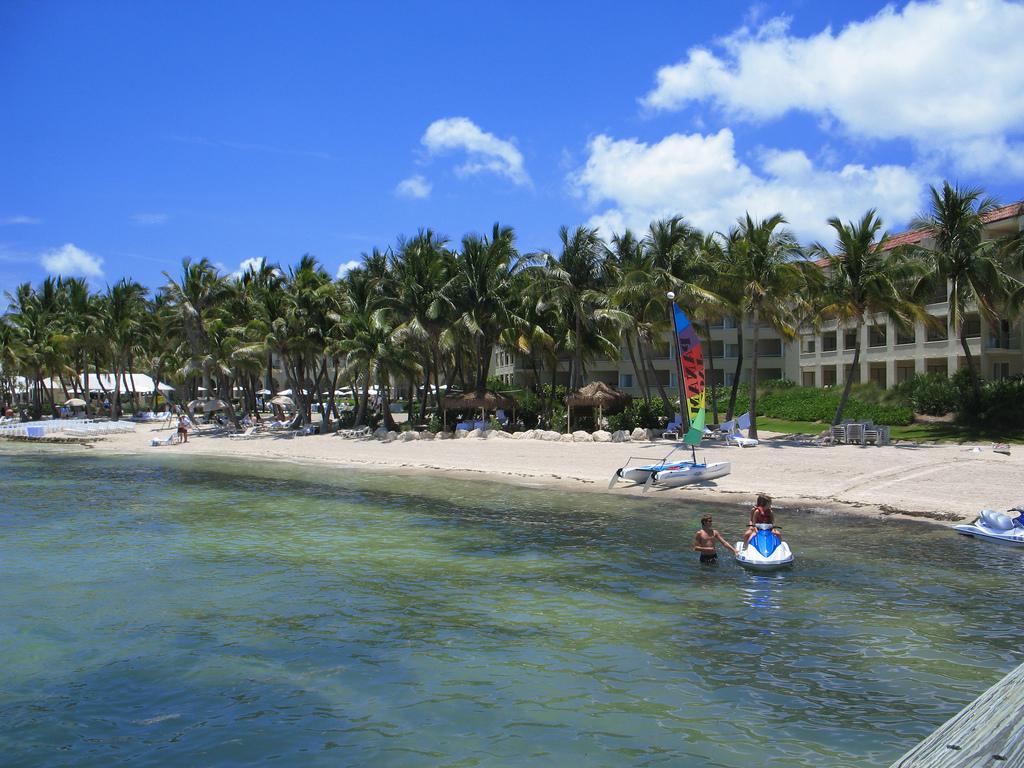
1, 449, 1021, 767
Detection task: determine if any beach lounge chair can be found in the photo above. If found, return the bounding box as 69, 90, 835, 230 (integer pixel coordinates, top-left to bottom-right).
229, 426, 260, 439
725, 412, 758, 447
150, 433, 176, 446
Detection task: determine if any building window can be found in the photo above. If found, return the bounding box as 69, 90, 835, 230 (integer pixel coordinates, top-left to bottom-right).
870, 367, 886, 387
896, 363, 915, 383
823, 367, 837, 386
618, 373, 633, 388
896, 325, 915, 345
725, 344, 740, 358
710, 340, 725, 358
868, 325, 887, 348
802, 337, 816, 354
802, 371, 815, 387
722, 317, 736, 329
844, 330, 859, 350
668, 371, 677, 388
963, 314, 981, 338
926, 316, 949, 342
723, 372, 735, 386
822, 332, 837, 352
757, 339, 782, 357
927, 282, 948, 304
994, 362, 1010, 380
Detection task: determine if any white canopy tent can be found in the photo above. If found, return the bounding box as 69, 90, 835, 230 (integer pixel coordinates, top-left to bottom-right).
42, 373, 174, 395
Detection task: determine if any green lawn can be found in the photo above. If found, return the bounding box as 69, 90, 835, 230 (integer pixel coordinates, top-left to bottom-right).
754, 417, 1023, 444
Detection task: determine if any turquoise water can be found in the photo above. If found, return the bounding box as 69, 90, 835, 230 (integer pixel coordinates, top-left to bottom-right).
1, 450, 1021, 767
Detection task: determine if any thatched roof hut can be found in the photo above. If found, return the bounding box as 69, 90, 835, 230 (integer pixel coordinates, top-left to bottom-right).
565, 381, 631, 432
441, 390, 516, 410
565, 381, 630, 411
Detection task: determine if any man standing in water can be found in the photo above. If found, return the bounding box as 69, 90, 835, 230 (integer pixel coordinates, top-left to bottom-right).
693, 515, 737, 564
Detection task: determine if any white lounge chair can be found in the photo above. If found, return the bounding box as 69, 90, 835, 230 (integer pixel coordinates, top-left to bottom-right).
229, 426, 260, 439
150, 433, 176, 446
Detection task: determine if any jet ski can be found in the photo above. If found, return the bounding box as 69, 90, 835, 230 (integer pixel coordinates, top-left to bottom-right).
735, 523, 794, 570
953, 507, 1024, 545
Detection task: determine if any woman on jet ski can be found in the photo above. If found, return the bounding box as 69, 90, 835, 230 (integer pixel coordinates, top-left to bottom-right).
743, 494, 782, 546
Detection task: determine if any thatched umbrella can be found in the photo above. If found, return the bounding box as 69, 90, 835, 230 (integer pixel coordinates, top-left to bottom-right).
565, 381, 630, 432
440, 390, 516, 429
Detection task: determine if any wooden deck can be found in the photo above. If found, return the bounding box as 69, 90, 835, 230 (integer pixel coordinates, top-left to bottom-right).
889, 662, 1024, 767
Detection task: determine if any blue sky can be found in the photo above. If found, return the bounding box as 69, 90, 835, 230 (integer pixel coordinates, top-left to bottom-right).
2, 0, 1022, 297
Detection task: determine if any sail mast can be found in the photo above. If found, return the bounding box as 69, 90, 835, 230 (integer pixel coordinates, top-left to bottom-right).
667, 291, 690, 433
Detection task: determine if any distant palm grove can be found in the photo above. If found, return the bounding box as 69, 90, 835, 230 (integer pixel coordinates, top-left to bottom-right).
2, 182, 1022, 435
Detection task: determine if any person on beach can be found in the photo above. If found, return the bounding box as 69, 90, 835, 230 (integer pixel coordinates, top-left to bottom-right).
743, 494, 781, 545
693, 515, 737, 564
177, 416, 189, 443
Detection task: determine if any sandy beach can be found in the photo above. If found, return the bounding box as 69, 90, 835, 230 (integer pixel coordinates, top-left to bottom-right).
70, 423, 1023, 525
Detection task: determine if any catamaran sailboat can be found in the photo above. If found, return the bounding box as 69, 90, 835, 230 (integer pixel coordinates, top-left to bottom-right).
610, 295, 731, 491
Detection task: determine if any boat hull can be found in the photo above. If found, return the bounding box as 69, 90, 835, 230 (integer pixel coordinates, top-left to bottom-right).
650, 461, 731, 487
734, 541, 794, 570
953, 524, 1024, 545
616, 462, 691, 484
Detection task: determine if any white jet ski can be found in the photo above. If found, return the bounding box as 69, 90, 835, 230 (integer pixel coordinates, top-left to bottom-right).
734, 523, 794, 571
953, 507, 1024, 545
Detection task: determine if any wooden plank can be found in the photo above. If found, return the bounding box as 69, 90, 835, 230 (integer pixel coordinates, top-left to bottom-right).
890, 662, 1024, 767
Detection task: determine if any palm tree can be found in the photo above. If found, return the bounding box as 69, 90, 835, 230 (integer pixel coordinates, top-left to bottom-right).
733, 213, 809, 438
162, 259, 230, 396
539, 225, 624, 390
389, 229, 454, 420
810, 210, 928, 424
102, 279, 150, 419
447, 224, 534, 390
606, 230, 655, 404
910, 182, 1016, 401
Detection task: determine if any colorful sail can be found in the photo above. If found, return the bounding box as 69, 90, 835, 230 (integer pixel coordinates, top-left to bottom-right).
672, 303, 706, 446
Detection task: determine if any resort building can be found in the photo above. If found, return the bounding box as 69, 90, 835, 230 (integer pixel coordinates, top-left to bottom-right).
493, 201, 1024, 393
798, 202, 1024, 389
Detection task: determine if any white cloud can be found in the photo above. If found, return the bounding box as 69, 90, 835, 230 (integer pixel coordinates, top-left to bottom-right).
641, 0, 1024, 152
0, 215, 41, 225
40, 243, 104, 278
131, 212, 169, 225
572, 129, 924, 244
422, 117, 530, 185
395, 175, 432, 199
336, 259, 362, 278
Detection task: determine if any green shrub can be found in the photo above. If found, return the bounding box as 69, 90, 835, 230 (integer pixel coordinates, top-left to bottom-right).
954, 370, 1024, 430
606, 398, 669, 431
549, 404, 567, 432
896, 373, 957, 415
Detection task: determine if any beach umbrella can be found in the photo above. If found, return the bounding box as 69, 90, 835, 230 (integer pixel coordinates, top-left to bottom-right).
65, 397, 87, 407
197, 386, 208, 392
187, 397, 229, 412
157, 382, 174, 392
270, 395, 294, 407
257, 389, 272, 395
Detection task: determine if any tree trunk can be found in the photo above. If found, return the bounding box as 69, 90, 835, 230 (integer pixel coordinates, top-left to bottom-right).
624, 336, 647, 406
959, 323, 982, 401
833, 322, 863, 425
629, 334, 651, 406
727, 324, 744, 422
112, 361, 122, 420
355, 365, 371, 427
644, 337, 673, 417
703, 321, 720, 426
749, 314, 760, 439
